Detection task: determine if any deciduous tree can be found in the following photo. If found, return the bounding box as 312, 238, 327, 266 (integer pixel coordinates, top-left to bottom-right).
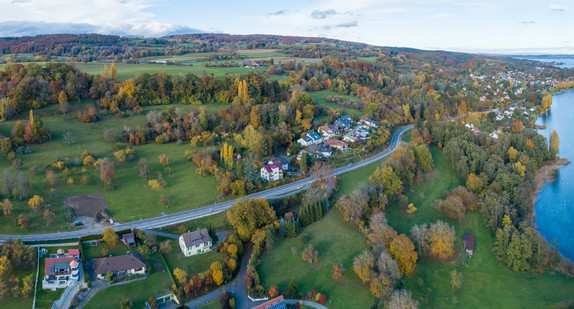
353, 250, 375, 284
428, 221, 456, 260
389, 234, 417, 276
227, 198, 276, 241
102, 227, 118, 247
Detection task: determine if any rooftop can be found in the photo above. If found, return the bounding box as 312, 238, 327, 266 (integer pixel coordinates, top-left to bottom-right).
180, 228, 212, 248
91, 253, 146, 275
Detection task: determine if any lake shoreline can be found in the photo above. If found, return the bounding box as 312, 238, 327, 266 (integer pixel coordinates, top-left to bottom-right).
532, 158, 570, 210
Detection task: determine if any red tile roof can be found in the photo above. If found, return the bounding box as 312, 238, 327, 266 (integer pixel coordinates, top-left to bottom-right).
45, 257, 76, 276
68, 249, 80, 256
253, 296, 286, 309
326, 139, 348, 147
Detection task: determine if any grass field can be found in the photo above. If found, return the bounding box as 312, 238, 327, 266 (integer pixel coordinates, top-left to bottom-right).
0, 102, 228, 234
197, 299, 222, 309
3, 263, 36, 309
35, 246, 77, 309
155, 211, 230, 235
73, 63, 268, 81
84, 252, 173, 309
309, 90, 364, 117
82, 241, 132, 260
258, 209, 375, 309
383, 147, 574, 308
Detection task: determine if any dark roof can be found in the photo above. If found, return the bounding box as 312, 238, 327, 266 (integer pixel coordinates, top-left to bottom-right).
253, 296, 287, 309
180, 228, 212, 248
92, 253, 146, 275
463, 234, 475, 251
122, 232, 135, 244
45, 257, 76, 275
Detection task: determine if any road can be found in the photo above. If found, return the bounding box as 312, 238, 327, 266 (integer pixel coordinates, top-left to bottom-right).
0, 125, 413, 242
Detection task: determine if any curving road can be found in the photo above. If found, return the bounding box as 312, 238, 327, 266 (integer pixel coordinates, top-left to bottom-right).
0, 125, 413, 242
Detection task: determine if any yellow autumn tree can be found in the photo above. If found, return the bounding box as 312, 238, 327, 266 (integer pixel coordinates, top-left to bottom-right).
389, 234, 417, 276
110, 63, 118, 81
159, 154, 170, 170
550, 130, 560, 159
173, 267, 188, 285
407, 203, 417, 214
28, 195, 45, 213
428, 221, 456, 260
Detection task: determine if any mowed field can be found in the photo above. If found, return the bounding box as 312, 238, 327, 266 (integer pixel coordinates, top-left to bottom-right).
0, 102, 228, 234
73, 63, 268, 81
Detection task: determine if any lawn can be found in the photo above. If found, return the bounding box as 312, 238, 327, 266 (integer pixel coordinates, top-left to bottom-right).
258, 209, 375, 309
197, 299, 222, 309
81, 241, 132, 260
162, 242, 224, 279
2, 265, 36, 309
0, 102, 227, 234
73, 63, 268, 81
84, 252, 173, 309
155, 211, 230, 236
309, 90, 364, 117
35, 246, 78, 309
383, 147, 574, 308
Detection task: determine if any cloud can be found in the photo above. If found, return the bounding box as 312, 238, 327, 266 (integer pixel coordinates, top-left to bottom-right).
335, 20, 358, 28
311, 9, 337, 19
11, 0, 31, 3
0, 21, 202, 37
550, 4, 565, 11
520, 21, 536, 26
269, 10, 286, 15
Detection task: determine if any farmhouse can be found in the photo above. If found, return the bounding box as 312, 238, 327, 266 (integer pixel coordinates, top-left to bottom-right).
463, 234, 475, 257
261, 162, 284, 182
179, 228, 213, 257
42, 257, 80, 289
92, 253, 147, 280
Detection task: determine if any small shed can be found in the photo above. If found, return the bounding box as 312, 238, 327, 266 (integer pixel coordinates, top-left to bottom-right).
121, 233, 136, 247
463, 234, 475, 257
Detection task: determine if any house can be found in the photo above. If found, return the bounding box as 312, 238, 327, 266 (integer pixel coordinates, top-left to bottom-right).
360, 117, 378, 128
326, 139, 349, 151
307, 144, 332, 159
341, 115, 354, 123
489, 131, 499, 139
42, 257, 79, 289
179, 229, 213, 257
334, 118, 351, 131
253, 295, 287, 309
92, 253, 147, 280
318, 125, 338, 139
261, 162, 283, 182
307, 131, 324, 144
121, 232, 136, 247
463, 234, 475, 257
297, 136, 314, 147
496, 114, 504, 121
465, 123, 474, 129
343, 134, 358, 144
267, 157, 290, 171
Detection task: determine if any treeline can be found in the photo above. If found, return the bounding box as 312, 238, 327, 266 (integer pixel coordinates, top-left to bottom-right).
0, 239, 36, 301
425, 121, 572, 275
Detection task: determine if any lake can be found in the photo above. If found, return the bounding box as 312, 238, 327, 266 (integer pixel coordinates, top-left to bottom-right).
513, 57, 574, 69
535, 90, 574, 261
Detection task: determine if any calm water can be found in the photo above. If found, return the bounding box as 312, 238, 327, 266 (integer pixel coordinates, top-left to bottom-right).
514, 57, 574, 69
535, 90, 574, 261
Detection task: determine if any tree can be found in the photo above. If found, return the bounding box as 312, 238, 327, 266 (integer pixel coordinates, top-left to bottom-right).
110, 63, 118, 81
0, 279, 7, 301
301, 244, 318, 264
366, 211, 398, 249
369, 273, 392, 299
63, 131, 74, 146
370, 166, 403, 196
410, 224, 430, 255
389, 234, 418, 276
120, 296, 133, 309
227, 198, 276, 241
377, 251, 401, 281
310, 161, 333, 179
299, 152, 312, 175
159, 240, 172, 254
213, 269, 224, 286
466, 173, 484, 194
406, 203, 417, 214
97, 157, 115, 190
0, 256, 12, 276
337, 189, 368, 227
450, 269, 463, 289
58, 91, 69, 116
0, 199, 12, 216
507, 233, 523, 272
159, 154, 170, 171
288, 278, 298, 298
43, 208, 55, 226
353, 250, 375, 284
332, 264, 344, 282
102, 227, 118, 247
21, 274, 33, 298
28, 195, 45, 213
174, 267, 188, 285
387, 289, 419, 309
268, 285, 280, 298
549, 130, 560, 159
428, 221, 456, 260
16, 215, 29, 229
138, 158, 150, 179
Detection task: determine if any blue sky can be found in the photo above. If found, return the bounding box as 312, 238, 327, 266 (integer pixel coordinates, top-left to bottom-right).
1, 0, 573, 54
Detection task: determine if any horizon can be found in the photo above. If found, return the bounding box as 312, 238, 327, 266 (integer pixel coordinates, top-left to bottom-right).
0, 0, 573, 55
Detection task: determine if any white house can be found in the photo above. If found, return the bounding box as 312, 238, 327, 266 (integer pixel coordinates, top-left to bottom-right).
489, 131, 499, 139
92, 253, 146, 280
42, 257, 80, 289
297, 136, 314, 147
179, 229, 213, 257
318, 125, 338, 139
307, 144, 332, 159
261, 162, 284, 181
360, 117, 378, 128
326, 139, 349, 151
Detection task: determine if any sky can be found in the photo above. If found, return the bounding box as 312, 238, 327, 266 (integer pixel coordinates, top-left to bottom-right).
0, 0, 573, 54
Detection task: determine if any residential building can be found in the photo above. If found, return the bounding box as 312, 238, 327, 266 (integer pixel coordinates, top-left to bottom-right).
179, 229, 213, 257
326, 139, 349, 151
297, 135, 314, 147
261, 162, 284, 182
334, 118, 351, 131
307, 131, 324, 144
318, 125, 338, 139
253, 295, 287, 309
42, 257, 79, 289
121, 232, 136, 247
92, 253, 147, 280
360, 117, 378, 128
307, 144, 332, 159
267, 157, 290, 171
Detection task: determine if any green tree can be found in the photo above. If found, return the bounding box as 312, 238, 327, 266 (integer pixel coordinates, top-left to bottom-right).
506, 233, 522, 272
227, 198, 276, 241
370, 166, 403, 196
288, 278, 298, 298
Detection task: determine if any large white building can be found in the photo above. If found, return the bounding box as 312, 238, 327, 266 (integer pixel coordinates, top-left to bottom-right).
42, 257, 80, 289
179, 229, 213, 257
261, 162, 284, 182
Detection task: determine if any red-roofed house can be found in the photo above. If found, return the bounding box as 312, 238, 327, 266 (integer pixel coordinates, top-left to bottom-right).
326, 139, 349, 151
42, 257, 80, 289
463, 234, 475, 257
261, 162, 283, 182
68, 249, 80, 259
253, 295, 287, 309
